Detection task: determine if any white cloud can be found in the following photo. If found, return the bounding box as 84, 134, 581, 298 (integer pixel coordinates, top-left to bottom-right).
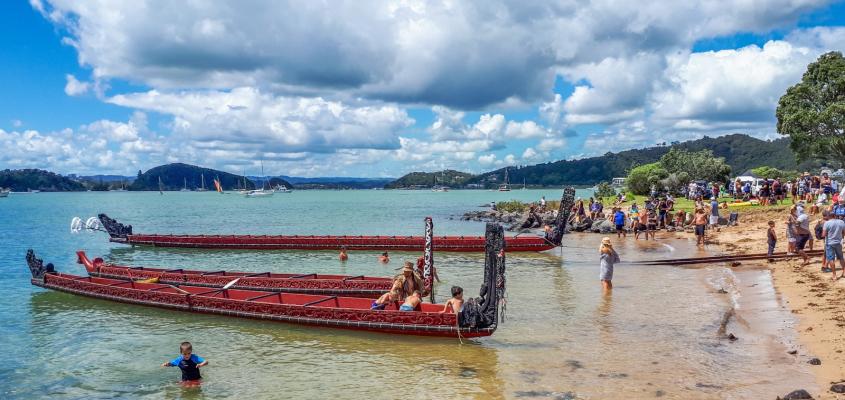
559, 53, 662, 124
107, 87, 414, 154
522, 147, 539, 162
650, 40, 817, 131
64, 74, 90, 96
37, 0, 828, 108
478, 153, 498, 166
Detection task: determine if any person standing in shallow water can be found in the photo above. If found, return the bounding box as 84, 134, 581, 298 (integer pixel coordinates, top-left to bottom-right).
599, 237, 620, 293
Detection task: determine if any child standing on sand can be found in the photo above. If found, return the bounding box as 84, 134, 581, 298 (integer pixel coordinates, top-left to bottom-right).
161, 342, 208, 382
767, 221, 777, 261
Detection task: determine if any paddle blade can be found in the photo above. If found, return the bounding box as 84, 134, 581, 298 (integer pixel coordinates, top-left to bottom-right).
222, 278, 240, 290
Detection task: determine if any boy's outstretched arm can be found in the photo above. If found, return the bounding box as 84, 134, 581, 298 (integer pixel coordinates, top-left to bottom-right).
197, 360, 209, 367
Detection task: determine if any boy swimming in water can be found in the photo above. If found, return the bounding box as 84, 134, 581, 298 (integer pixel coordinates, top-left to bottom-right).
441, 286, 464, 314
161, 342, 208, 382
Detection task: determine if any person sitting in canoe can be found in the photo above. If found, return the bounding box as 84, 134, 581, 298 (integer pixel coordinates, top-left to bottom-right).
161, 342, 208, 383
370, 288, 398, 310
379, 252, 390, 263
441, 286, 464, 313
400, 291, 422, 311
394, 262, 424, 299
339, 247, 348, 261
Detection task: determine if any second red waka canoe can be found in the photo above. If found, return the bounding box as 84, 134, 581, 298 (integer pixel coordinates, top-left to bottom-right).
76, 251, 395, 297
94, 187, 576, 252
26, 224, 508, 338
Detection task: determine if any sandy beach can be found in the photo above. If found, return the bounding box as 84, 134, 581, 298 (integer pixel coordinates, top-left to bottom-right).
687, 206, 845, 399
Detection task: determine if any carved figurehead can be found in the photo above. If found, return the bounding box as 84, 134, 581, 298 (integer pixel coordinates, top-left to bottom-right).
26, 250, 55, 281
459, 223, 505, 330
98, 214, 133, 241
545, 187, 576, 246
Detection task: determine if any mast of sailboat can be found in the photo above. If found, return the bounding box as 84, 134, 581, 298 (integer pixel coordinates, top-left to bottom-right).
158, 176, 164, 195
183, 177, 187, 191
201, 174, 205, 190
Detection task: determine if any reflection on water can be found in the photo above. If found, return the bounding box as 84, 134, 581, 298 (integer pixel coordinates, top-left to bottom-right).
0, 192, 818, 399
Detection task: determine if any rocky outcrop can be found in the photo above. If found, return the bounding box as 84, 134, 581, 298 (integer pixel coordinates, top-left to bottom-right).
777, 389, 813, 399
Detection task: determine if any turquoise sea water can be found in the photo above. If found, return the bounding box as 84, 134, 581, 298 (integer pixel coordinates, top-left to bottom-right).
0, 190, 816, 399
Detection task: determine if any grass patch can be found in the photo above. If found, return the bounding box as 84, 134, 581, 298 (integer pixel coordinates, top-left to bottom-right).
495, 200, 561, 213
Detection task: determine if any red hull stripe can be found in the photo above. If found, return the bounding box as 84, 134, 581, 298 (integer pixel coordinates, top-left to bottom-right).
114, 234, 553, 252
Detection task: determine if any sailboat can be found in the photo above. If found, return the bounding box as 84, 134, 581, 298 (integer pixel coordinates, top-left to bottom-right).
244, 162, 274, 198
213, 176, 223, 193
180, 178, 191, 192
110, 180, 127, 192
522, 178, 527, 190
0, 188, 10, 198
197, 174, 208, 192
498, 168, 511, 192
158, 176, 164, 195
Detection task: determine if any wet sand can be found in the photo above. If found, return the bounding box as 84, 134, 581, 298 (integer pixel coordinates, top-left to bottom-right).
669, 206, 845, 399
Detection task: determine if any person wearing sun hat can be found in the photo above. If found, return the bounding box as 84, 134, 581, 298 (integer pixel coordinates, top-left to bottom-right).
599, 237, 620, 293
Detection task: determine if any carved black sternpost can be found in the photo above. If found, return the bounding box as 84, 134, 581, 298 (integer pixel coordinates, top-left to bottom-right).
459, 223, 505, 329
546, 187, 576, 245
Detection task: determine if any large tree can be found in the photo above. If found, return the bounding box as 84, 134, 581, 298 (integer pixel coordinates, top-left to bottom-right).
776, 51, 845, 164
658, 148, 731, 183
626, 162, 668, 195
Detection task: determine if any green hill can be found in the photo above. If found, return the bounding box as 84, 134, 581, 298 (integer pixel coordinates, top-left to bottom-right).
467, 134, 818, 187
0, 169, 85, 191
385, 170, 474, 189
129, 163, 291, 191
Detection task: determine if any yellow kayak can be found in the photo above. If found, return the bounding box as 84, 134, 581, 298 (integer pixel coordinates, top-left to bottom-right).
727, 200, 758, 207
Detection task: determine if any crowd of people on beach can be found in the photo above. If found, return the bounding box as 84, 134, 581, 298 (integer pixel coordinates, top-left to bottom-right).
592, 170, 845, 296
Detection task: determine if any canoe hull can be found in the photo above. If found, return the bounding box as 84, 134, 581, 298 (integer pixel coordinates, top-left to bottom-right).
32, 273, 493, 338
113, 234, 554, 252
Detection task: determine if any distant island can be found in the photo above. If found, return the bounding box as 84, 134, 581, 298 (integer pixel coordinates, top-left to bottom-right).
0, 133, 823, 192
0, 169, 85, 192
385, 170, 474, 189
130, 163, 280, 191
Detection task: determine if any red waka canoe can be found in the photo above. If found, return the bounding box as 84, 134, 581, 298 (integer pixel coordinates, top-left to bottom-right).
76, 251, 394, 297
95, 187, 575, 252
27, 224, 508, 338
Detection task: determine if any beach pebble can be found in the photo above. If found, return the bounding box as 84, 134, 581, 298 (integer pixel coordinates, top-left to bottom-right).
778, 389, 813, 399
831, 384, 845, 393
787, 350, 798, 355
808, 358, 821, 365
727, 333, 738, 341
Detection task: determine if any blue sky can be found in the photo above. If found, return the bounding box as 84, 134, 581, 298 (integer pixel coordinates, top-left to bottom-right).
1, 1, 843, 177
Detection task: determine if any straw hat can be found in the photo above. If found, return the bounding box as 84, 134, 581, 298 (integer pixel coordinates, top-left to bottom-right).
402, 264, 414, 273
601, 237, 612, 247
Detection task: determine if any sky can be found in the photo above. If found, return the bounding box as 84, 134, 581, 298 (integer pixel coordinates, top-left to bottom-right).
0, 1, 844, 178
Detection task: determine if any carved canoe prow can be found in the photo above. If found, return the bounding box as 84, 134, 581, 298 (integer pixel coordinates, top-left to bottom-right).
26, 250, 55, 281
98, 213, 132, 240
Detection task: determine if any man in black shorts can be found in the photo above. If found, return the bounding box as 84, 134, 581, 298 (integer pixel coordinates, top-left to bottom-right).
795, 211, 812, 265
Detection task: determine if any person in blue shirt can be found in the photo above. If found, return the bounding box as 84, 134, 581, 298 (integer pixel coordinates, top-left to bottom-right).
161, 342, 208, 382
613, 207, 626, 238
